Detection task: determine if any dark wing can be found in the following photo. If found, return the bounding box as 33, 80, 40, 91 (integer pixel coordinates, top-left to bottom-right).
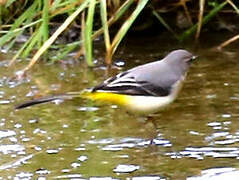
139, 81, 171, 96
92, 71, 171, 97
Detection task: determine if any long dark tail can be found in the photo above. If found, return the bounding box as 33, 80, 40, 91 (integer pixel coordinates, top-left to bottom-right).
15, 91, 87, 110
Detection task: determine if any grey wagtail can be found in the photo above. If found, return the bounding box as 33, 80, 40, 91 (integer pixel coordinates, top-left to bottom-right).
15, 49, 197, 113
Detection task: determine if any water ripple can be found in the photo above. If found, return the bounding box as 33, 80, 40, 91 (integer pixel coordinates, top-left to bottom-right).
167, 147, 239, 160
0, 130, 16, 139
132, 176, 165, 180
77, 106, 99, 112
14, 172, 33, 180
187, 167, 239, 180
46, 149, 60, 154
71, 162, 81, 168
36, 168, 51, 175
0, 154, 33, 170
55, 174, 83, 179
89, 137, 171, 151
0, 144, 24, 154
113, 164, 140, 173
77, 155, 88, 162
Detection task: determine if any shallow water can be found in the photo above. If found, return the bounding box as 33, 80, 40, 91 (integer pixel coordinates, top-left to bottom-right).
1, 35, 239, 179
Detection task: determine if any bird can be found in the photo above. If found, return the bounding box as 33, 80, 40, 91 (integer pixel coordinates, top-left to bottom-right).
15, 49, 197, 114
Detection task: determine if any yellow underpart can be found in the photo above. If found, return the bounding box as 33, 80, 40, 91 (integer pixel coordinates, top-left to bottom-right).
81, 91, 130, 106
79, 90, 175, 114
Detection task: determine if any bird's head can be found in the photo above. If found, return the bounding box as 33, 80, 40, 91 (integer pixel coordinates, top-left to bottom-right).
164, 49, 197, 73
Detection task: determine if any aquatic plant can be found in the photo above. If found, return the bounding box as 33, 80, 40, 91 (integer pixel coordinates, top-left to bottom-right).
0, 0, 238, 72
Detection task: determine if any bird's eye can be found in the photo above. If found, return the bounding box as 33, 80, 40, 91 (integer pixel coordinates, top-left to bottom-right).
191, 55, 198, 61
188, 55, 198, 63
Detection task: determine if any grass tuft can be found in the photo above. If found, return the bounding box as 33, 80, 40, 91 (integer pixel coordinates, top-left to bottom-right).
0, 0, 239, 71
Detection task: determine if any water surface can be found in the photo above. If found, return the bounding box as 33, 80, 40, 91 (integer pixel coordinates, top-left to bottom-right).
1, 35, 239, 179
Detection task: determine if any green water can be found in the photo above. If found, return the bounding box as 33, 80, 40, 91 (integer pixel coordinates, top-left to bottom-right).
1, 35, 239, 179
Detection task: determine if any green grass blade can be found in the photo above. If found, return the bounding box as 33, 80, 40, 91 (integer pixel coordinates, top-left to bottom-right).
93, 0, 134, 40
51, 0, 79, 10
5, 0, 18, 8
51, 41, 80, 63
22, 0, 90, 72
0, 6, 2, 26
100, 0, 110, 50
110, 0, 134, 24
152, 10, 179, 40
21, 27, 41, 58
179, 1, 227, 41
0, 0, 38, 47
42, 0, 49, 43
84, 0, 96, 67
226, 0, 239, 15
0, 19, 42, 34
100, 0, 111, 64
51, 0, 62, 11
111, 0, 149, 55
51, 0, 134, 63
9, 32, 35, 66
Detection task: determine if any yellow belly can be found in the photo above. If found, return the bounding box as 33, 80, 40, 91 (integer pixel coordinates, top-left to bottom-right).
81, 90, 176, 113
82, 91, 129, 106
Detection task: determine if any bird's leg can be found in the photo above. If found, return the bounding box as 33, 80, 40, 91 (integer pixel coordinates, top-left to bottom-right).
137, 114, 161, 146
147, 116, 159, 145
